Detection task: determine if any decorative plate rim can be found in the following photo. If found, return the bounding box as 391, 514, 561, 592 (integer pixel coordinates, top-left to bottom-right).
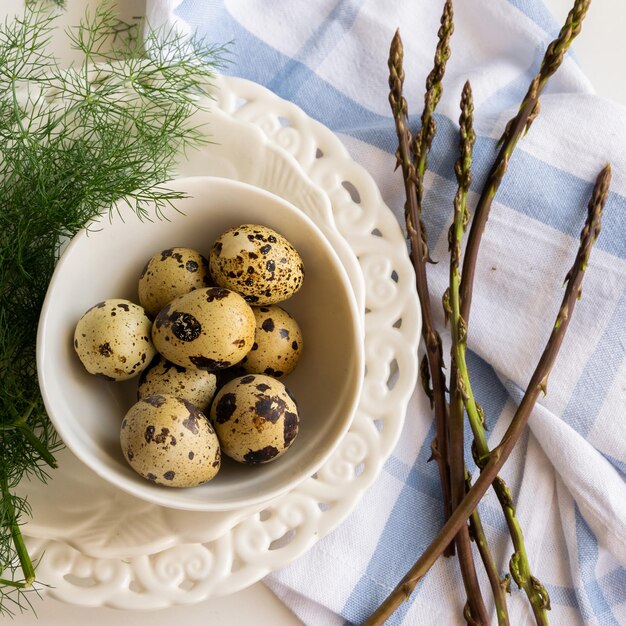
22, 75, 422, 609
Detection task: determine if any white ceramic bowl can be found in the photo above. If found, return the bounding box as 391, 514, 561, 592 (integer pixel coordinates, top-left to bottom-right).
37, 177, 364, 511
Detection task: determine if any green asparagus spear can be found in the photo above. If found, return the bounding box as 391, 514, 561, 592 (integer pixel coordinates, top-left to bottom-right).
414, 0, 454, 207
366, 164, 611, 626
388, 26, 452, 536
447, 81, 511, 626
390, 27, 491, 626
459, 0, 591, 325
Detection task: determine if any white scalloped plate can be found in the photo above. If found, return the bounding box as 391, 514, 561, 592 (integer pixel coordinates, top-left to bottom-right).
20, 76, 421, 608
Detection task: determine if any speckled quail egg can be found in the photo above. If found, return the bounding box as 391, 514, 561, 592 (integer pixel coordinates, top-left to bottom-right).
138, 247, 212, 317
152, 287, 255, 371
240, 306, 303, 379
74, 299, 156, 381
210, 374, 299, 464
120, 394, 221, 487
209, 224, 304, 305
138, 356, 217, 411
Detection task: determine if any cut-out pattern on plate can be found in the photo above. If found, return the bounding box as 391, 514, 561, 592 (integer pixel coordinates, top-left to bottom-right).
21, 76, 421, 608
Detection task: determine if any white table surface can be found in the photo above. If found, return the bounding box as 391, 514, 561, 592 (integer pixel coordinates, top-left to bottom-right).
5, 0, 624, 623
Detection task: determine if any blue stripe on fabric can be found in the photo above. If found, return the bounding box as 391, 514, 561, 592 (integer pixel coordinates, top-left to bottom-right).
175, 1, 292, 85
472, 40, 568, 127
602, 452, 626, 479
575, 506, 621, 624
384, 461, 511, 537
176, 0, 385, 131
560, 285, 626, 437
473, 60, 536, 124
505, 0, 560, 36
383, 455, 441, 502
503, 280, 624, 480
471, 498, 508, 535
502, 1, 583, 71
340, 423, 444, 625
268, 0, 365, 94
326, 116, 626, 265
344, 357, 510, 624
177, 0, 626, 263
544, 583, 579, 608
464, 350, 510, 433
601, 567, 626, 606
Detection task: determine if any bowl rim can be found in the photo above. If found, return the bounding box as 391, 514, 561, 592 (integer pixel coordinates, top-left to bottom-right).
37, 175, 365, 511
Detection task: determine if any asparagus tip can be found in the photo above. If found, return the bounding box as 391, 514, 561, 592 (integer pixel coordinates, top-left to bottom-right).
391, 28, 403, 55
461, 80, 473, 113
593, 163, 612, 206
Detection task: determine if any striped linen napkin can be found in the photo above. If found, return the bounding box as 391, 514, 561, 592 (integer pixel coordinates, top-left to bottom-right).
146, 1, 626, 624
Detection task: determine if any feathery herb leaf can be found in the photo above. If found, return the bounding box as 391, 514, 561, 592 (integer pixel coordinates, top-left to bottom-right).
0, 2, 225, 613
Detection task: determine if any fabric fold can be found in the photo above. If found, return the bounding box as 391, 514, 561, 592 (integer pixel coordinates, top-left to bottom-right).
146, 1, 626, 623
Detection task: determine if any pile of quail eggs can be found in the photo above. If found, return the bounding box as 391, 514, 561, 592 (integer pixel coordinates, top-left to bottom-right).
73, 224, 305, 488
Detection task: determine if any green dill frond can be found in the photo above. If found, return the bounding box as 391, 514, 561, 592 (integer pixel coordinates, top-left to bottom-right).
0, 1, 226, 611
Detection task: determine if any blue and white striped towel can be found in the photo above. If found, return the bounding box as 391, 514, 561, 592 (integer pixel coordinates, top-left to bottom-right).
147, 1, 626, 624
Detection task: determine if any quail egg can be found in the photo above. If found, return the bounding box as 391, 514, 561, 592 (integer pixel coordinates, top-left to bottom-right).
209, 224, 304, 305
120, 394, 221, 487
210, 374, 299, 464
138, 356, 217, 411
138, 247, 212, 317
74, 299, 156, 381
240, 306, 303, 379
152, 287, 255, 371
